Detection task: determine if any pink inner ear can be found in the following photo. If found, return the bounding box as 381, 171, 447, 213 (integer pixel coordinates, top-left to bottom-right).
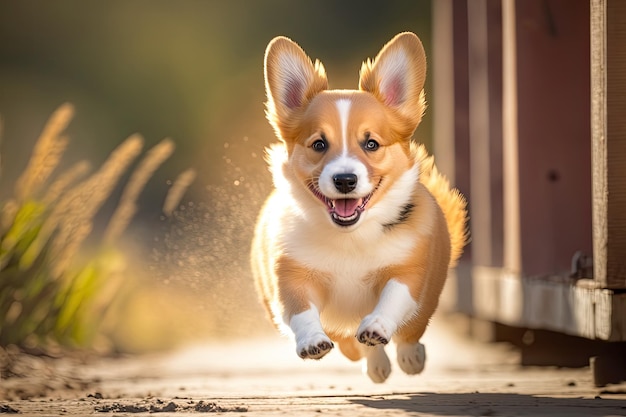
382, 75, 405, 107
284, 79, 304, 109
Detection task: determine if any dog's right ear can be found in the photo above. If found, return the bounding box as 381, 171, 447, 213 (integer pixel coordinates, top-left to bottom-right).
264, 36, 328, 142
359, 32, 427, 140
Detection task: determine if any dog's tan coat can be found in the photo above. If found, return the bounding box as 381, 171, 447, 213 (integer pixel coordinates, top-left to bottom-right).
251, 32, 468, 381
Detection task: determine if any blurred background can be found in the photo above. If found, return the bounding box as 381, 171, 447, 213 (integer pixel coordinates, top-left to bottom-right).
2, 0, 624, 390
0, 0, 432, 352
0, 0, 433, 189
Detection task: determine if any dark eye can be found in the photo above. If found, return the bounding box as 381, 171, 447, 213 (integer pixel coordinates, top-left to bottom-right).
364, 138, 380, 151
311, 137, 327, 152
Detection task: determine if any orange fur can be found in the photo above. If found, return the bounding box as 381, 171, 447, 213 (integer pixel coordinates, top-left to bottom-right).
414, 143, 469, 267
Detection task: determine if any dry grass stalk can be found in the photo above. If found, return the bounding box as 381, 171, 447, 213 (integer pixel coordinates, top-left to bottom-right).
42, 161, 91, 205
104, 138, 175, 243
15, 103, 74, 201
163, 168, 197, 216
0, 199, 18, 233
48, 135, 145, 277
64, 134, 145, 219
22, 135, 144, 273
1, 104, 192, 348
50, 220, 92, 280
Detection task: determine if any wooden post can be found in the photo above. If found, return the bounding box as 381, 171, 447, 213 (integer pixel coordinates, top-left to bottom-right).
591, 0, 626, 289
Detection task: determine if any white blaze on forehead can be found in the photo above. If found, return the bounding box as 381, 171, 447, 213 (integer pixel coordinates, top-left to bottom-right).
317, 97, 372, 198
335, 99, 352, 156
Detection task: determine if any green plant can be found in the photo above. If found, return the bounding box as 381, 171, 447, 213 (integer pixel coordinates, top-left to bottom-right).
0, 103, 190, 349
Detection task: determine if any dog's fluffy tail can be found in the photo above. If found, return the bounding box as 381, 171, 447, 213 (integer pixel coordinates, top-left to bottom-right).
415, 144, 469, 267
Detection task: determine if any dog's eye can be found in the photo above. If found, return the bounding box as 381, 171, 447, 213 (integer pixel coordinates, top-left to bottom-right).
311, 138, 327, 152
364, 138, 380, 151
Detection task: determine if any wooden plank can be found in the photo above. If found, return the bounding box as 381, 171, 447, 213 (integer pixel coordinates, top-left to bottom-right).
501, 0, 521, 273
486, 0, 504, 267
445, 266, 626, 341
432, 1, 474, 269
514, 0, 592, 277
596, 290, 626, 340
451, 0, 472, 215
610, 293, 626, 339
467, 0, 493, 267
605, 1, 626, 288
591, 0, 626, 289
591, 1, 608, 288
466, 0, 504, 268
432, 0, 455, 181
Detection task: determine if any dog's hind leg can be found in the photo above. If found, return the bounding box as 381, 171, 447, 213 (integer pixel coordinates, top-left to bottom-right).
335, 335, 391, 382
364, 345, 391, 383
393, 314, 429, 375
395, 340, 426, 375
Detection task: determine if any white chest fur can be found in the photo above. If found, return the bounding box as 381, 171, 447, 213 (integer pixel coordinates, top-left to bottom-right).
267, 152, 425, 336
281, 215, 419, 336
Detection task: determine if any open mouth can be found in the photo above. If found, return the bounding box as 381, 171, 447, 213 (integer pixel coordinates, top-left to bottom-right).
308, 182, 378, 227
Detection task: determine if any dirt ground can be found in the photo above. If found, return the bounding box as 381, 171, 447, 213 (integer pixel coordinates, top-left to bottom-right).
2, 314, 626, 417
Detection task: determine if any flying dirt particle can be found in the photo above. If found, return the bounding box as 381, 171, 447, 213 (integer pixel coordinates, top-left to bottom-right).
146, 136, 272, 339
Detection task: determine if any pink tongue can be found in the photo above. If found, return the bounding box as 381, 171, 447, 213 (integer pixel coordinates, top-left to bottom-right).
334, 198, 360, 217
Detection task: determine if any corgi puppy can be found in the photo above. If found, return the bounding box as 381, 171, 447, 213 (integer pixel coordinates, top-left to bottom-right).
251, 32, 468, 383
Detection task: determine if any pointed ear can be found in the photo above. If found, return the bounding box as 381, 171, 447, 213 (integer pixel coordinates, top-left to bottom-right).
359, 32, 427, 138
264, 36, 328, 141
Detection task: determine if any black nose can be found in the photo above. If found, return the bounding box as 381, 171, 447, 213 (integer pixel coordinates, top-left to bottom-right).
333, 173, 358, 193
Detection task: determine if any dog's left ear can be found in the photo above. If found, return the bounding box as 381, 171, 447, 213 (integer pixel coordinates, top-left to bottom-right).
359, 32, 427, 138
264, 36, 328, 142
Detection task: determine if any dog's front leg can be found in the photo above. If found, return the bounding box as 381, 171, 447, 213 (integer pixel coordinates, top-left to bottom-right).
276, 257, 333, 360
289, 303, 334, 359
356, 279, 418, 346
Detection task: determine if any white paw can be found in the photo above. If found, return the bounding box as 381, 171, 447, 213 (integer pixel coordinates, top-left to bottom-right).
364, 345, 391, 383
296, 333, 334, 360
396, 342, 426, 375
357, 314, 396, 346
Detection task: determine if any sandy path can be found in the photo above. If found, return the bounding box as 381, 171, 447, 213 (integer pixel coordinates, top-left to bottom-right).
2, 315, 626, 416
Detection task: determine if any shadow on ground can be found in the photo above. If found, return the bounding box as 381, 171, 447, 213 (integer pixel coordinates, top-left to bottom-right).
353, 392, 626, 416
